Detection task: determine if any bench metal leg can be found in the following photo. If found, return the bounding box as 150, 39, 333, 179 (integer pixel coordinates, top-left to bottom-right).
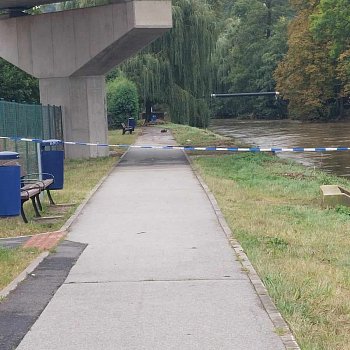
47, 190, 56, 205
20, 202, 28, 224
36, 194, 43, 211
31, 197, 41, 218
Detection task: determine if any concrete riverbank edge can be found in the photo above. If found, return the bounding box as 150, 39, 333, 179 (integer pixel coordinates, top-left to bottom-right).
0, 147, 131, 299
185, 153, 301, 350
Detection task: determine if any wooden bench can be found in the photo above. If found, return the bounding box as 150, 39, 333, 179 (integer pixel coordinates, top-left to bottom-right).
0, 159, 56, 223
20, 173, 55, 223
20, 186, 41, 223
121, 122, 133, 134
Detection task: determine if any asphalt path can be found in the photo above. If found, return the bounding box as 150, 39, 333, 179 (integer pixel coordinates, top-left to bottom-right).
0, 241, 86, 350
15, 127, 286, 349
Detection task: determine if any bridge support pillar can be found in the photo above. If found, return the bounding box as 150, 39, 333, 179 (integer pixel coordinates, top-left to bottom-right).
0, 1, 172, 158
40, 76, 108, 159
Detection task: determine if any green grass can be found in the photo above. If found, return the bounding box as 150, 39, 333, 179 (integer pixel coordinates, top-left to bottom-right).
170, 124, 350, 350
158, 123, 236, 146
0, 247, 39, 290
108, 128, 140, 150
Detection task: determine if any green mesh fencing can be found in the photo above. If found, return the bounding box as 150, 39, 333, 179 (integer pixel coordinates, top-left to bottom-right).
0, 100, 63, 174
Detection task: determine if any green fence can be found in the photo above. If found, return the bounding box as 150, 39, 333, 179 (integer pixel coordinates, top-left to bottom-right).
0, 100, 63, 173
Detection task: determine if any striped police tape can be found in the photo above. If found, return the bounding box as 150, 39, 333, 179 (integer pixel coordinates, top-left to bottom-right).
1, 135, 350, 153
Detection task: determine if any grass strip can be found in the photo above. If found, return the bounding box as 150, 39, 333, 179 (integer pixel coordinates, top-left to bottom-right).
170, 123, 350, 350
0, 247, 39, 290
158, 123, 235, 146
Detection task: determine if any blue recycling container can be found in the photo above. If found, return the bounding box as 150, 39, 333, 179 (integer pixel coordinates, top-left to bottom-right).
0, 151, 21, 217
41, 140, 64, 190
128, 117, 136, 130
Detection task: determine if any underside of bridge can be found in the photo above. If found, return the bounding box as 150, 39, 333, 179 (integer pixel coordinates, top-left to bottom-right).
0, 0, 172, 158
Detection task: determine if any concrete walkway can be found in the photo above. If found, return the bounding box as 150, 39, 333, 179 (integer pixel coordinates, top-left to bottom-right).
17, 128, 286, 349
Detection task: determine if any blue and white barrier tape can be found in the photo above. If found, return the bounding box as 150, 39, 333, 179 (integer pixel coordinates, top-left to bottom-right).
1, 135, 350, 153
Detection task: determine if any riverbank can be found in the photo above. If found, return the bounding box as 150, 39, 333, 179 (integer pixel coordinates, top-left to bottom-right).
169, 123, 350, 350
210, 118, 350, 177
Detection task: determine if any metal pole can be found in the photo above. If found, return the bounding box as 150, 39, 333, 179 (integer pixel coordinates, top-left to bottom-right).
210, 92, 280, 98
37, 143, 43, 181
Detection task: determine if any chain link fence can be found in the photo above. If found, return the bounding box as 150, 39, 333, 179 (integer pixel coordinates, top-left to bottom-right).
0, 100, 63, 173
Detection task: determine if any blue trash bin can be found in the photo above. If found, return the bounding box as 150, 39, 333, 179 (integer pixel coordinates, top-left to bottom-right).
128, 117, 136, 131
0, 151, 21, 217
41, 140, 64, 190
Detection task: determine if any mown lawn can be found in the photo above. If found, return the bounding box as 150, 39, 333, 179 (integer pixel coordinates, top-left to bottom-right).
0, 247, 39, 290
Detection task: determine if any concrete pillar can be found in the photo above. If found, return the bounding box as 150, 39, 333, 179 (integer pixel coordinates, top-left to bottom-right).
39, 76, 108, 158
0, 1, 172, 158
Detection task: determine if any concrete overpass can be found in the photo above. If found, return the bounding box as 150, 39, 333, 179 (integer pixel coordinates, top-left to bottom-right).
0, 0, 172, 158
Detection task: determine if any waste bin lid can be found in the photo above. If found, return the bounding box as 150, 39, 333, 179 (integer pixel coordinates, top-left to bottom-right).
0, 151, 19, 160
41, 139, 62, 146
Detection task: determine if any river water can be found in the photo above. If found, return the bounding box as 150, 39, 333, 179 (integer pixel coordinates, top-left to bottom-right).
209, 119, 350, 177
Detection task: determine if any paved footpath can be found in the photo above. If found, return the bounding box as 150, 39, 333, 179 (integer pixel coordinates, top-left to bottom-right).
17, 127, 286, 349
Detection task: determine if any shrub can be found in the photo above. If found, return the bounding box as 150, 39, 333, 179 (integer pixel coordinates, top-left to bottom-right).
107, 77, 138, 129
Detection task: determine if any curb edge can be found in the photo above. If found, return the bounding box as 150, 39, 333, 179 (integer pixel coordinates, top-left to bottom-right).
0, 251, 49, 300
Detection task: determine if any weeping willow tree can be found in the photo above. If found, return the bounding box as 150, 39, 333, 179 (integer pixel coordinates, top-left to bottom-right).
113, 0, 217, 127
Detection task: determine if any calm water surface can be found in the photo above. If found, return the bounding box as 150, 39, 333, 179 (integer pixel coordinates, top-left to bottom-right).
210, 119, 350, 177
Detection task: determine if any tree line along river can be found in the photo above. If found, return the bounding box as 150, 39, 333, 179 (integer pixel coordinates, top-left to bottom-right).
209, 119, 350, 177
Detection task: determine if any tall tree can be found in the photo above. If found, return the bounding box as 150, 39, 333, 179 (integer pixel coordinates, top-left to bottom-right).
212, 0, 292, 118
113, 0, 217, 127
311, 0, 350, 100
274, 0, 337, 120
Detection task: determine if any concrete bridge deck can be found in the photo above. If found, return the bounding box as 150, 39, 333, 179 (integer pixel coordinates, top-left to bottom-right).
16, 127, 286, 349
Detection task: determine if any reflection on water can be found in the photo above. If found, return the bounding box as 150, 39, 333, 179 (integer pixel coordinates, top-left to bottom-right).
210, 119, 350, 177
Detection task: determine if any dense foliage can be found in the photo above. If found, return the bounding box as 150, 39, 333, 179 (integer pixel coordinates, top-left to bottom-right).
212, 0, 292, 118
274, 1, 335, 119
112, 0, 216, 127
107, 77, 139, 129
0, 0, 349, 122
0, 59, 39, 103
311, 0, 350, 99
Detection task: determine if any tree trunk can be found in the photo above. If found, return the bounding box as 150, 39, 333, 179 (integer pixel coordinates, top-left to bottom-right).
266, 0, 272, 38
145, 99, 153, 122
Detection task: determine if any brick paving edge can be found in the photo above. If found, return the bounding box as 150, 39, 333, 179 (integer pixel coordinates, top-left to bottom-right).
185, 152, 301, 350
